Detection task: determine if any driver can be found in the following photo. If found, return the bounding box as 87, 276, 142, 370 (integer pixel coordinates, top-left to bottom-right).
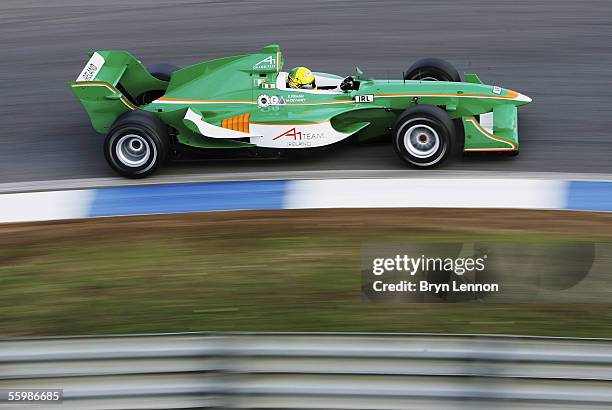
287, 66, 317, 90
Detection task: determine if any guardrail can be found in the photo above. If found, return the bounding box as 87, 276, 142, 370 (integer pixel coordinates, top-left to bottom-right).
1, 172, 612, 223
2, 333, 612, 409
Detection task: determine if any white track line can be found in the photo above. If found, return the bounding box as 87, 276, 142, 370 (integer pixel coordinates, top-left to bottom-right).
2, 170, 612, 194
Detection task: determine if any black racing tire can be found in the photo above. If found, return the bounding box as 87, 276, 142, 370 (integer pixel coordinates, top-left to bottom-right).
104, 111, 169, 178
393, 105, 455, 168
404, 58, 461, 82
146, 63, 180, 82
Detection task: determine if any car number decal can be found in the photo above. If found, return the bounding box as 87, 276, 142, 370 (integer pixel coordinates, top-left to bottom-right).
354, 94, 374, 103
76, 52, 105, 82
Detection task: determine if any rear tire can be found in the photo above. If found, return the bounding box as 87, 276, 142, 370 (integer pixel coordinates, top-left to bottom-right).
146, 63, 180, 82
104, 111, 169, 178
393, 105, 455, 168
134, 64, 180, 105
404, 58, 461, 82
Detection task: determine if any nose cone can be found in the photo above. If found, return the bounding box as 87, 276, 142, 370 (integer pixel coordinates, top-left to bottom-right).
516, 92, 532, 104
508, 89, 532, 106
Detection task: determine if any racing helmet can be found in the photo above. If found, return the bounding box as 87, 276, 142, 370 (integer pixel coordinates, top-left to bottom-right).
287, 66, 316, 89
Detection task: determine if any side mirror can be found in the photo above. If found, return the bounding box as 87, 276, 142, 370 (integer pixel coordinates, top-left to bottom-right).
355, 66, 364, 80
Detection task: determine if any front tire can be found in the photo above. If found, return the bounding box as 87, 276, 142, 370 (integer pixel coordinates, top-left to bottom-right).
393, 105, 455, 168
104, 111, 169, 178
404, 58, 461, 82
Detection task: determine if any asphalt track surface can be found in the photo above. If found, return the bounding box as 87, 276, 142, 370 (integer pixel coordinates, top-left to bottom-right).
2, 0, 611, 184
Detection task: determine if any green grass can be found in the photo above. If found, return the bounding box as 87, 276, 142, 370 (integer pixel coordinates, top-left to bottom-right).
1, 211, 611, 337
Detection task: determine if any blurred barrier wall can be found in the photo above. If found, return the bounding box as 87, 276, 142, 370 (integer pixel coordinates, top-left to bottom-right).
3, 333, 612, 409
1, 176, 611, 223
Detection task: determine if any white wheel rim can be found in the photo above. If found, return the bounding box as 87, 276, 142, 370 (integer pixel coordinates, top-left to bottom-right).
116, 134, 151, 167
403, 124, 440, 158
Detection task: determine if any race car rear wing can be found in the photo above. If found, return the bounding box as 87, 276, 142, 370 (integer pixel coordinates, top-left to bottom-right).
67, 50, 167, 133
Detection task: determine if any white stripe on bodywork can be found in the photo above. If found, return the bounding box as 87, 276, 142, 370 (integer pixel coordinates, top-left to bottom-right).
0, 190, 94, 223
184, 108, 253, 139
285, 179, 567, 210
184, 109, 355, 148
249, 121, 353, 148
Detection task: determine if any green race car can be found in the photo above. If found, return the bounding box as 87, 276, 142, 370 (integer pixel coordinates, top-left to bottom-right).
69, 44, 531, 178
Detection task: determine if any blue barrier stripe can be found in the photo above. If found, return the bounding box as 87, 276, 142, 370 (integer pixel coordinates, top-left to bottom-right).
88, 180, 287, 217
566, 181, 612, 211
2, 178, 611, 224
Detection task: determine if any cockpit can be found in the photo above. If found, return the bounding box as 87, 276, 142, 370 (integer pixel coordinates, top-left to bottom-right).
275, 71, 360, 93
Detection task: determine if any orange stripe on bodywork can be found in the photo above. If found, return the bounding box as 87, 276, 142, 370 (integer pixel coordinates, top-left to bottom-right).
155, 92, 521, 107
291, 100, 353, 105
154, 97, 353, 106
464, 148, 517, 152
377, 90, 519, 100
70, 82, 137, 110
157, 97, 254, 104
